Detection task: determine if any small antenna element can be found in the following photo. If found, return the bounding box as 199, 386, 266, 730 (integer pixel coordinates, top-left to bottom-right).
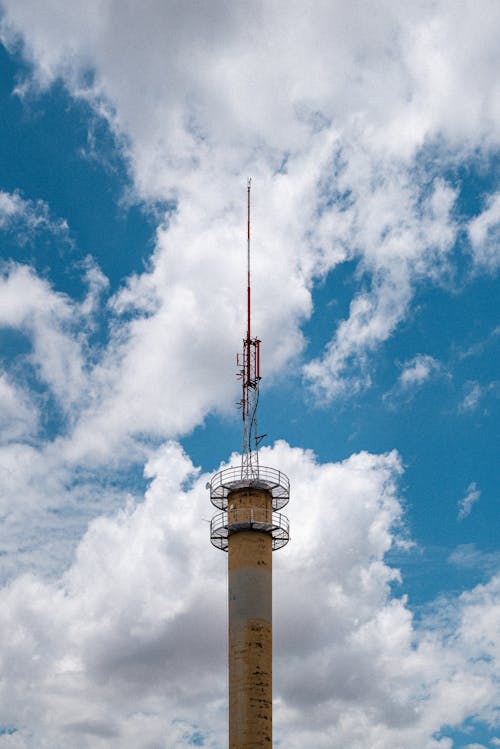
237, 177, 261, 478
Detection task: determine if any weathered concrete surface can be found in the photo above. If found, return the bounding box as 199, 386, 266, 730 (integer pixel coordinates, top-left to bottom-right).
228, 489, 273, 748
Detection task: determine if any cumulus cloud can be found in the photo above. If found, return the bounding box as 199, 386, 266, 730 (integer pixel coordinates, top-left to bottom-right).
457, 482, 481, 521
399, 354, 441, 389
0, 441, 499, 748
0, 0, 497, 404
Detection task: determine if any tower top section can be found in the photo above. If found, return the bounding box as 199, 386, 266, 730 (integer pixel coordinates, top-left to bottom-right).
207, 179, 290, 552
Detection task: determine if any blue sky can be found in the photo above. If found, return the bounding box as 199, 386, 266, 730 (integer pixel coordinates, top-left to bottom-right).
0, 3, 499, 748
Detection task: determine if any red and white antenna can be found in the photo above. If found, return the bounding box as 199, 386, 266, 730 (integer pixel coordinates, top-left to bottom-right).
238, 178, 262, 478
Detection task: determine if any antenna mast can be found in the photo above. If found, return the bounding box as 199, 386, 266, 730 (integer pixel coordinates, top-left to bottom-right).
238, 178, 261, 478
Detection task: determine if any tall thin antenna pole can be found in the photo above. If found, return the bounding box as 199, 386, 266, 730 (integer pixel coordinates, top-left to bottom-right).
246, 178, 252, 392
247, 177, 251, 342
239, 178, 260, 478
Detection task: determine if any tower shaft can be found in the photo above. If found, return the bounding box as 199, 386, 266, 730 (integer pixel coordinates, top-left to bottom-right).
228, 488, 273, 748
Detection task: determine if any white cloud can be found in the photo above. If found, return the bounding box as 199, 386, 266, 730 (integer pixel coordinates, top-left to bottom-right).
460, 326, 500, 360
0, 373, 38, 442
457, 482, 481, 521
0, 190, 24, 223
3, 1, 500, 176
399, 355, 440, 389
0, 434, 138, 583
304, 177, 457, 400
449, 544, 500, 576
0, 264, 87, 413
460, 381, 484, 412
0, 442, 499, 747
0, 189, 69, 239
468, 192, 500, 270
0, 0, 497, 403
383, 354, 442, 407
459, 379, 499, 414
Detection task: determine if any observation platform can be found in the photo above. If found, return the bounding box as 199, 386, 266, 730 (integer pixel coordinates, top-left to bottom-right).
207, 465, 290, 552
210, 508, 289, 551
208, 465, 290, 511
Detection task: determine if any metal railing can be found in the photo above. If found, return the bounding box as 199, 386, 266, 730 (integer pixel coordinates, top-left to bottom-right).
210, 508, 290, 552
208, 465, 290, 511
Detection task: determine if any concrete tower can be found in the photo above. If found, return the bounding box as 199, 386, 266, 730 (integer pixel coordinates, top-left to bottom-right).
208, 180, 290, 748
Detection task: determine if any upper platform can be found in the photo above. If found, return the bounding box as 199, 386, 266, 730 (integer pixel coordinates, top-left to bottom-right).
208, 465, 290, 511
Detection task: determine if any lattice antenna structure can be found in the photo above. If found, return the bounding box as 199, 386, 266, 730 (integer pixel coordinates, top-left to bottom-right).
237, 177, 262, 479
